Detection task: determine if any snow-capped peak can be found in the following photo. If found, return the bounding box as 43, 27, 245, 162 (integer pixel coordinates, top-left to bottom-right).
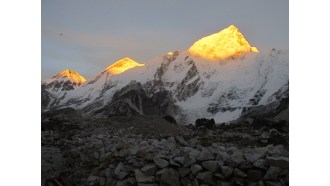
42, 69, 87, 91
50, 69, 87, 84
188, 25, 258, 61
105, 57, 145, 75
56, 69, 87, 84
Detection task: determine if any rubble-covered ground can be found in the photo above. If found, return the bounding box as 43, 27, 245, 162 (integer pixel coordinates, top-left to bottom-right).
42, 108, 289, 186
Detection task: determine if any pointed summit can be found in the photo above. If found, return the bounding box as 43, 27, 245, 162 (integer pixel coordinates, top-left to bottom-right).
42, 69, 87, 91
105, 57, 145, 75
54, 69, 87, 84
188, 25, 258, 60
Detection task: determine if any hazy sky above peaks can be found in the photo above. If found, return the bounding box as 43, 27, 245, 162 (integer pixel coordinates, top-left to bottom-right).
42, 0, 288, 80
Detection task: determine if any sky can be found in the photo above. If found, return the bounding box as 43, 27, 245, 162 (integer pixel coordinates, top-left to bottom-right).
42, 0, 288, 80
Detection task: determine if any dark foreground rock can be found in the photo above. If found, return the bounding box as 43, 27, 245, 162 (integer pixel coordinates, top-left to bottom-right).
42, 112, 288, 186
195, 118, 216, 129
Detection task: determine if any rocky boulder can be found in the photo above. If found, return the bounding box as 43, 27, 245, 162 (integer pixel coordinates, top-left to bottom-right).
159, 168, 180, 186
195, 118, 216, 129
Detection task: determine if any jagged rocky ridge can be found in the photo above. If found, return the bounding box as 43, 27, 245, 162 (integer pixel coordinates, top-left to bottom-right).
42, 69, 87, 109
42, 49, 288, 124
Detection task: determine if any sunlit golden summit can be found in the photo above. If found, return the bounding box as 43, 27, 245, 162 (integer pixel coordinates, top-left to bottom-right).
56, 69, 87, 84
188, 25, 258, 60
105, 57, 145, 75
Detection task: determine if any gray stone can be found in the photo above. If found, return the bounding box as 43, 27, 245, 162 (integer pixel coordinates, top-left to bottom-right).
201, 160, 220, 172
127, 158, 140, 167
247, 182, 258, 186
173, 157, 184, 165
230, 152, 245, 167
105, 146, 112, 153
220, 181, 231, 186
107, 165, 116, 171
101, 152, 112, 161
88, 175, 99, 182
233, 168, 247, 178
260, 132, 270, 140
115, 162, 129, 180
171, 149, 185, 158
94, 151, 100, 159
233, 178, 245, 186
260, 139, 268, 144
189, 149, 201, 159
178, 167, 190, 177
100, 148, 105, 157
239, 162, 254, 171
141, 163, 158, 176
258, 180, 265, 186
135, 169, 155, 183
118, 149, 129, 158
215, 151, 230, 162
170, 159, 181, 167
192, 179, 199, 186
188, 138, 198, 148
116, 180, 129, 186
179, 177, 191, 186
128, 146, 139, 155
284, 175, 289, 185
99, 169, 106, 177
265, 156, 289, 169
244, 148, 266, 163
264, 166, 282, 180
156, 168, 169, 175
255, 146, 269, 157
197, 150, 214, 161
191, 164, 203, 175
253, 159, 267, 169
221, 166, 233, 178
154, 150, 168, 159
137, 183, 158, 186
268, 145, 285, 156
153, 157, 169, 168
117, 177, 136, 186
227, 147, 240, 154
165, 137, 177, 150
104, 168, 111, 178
140, 141, 149, 147
181, 147, 194, 153
213, 173, 225, 180
142, 153, 154, 161
188, 173, 195, 180
183, 154, 196, 167
246, 170, 264, 181
106, 177, 116, 186
212, 144, 226, 151
196, 171, 216, 185
160, 168, 180, 186
280, 169, 289, 176
93, 140, 104, 148
99, 177, 106, 186
194, 144, 202, 151
264, 181, 282, 186
175, 136, 188, 146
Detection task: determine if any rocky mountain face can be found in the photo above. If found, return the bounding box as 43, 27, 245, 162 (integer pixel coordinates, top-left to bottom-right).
42, 49, 288, 124
41, 26, 288, 124
41, 69, 87, 109
42, 69, 87, 91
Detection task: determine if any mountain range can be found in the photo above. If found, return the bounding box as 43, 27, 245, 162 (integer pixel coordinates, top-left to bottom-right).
41, 25, 288, 124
